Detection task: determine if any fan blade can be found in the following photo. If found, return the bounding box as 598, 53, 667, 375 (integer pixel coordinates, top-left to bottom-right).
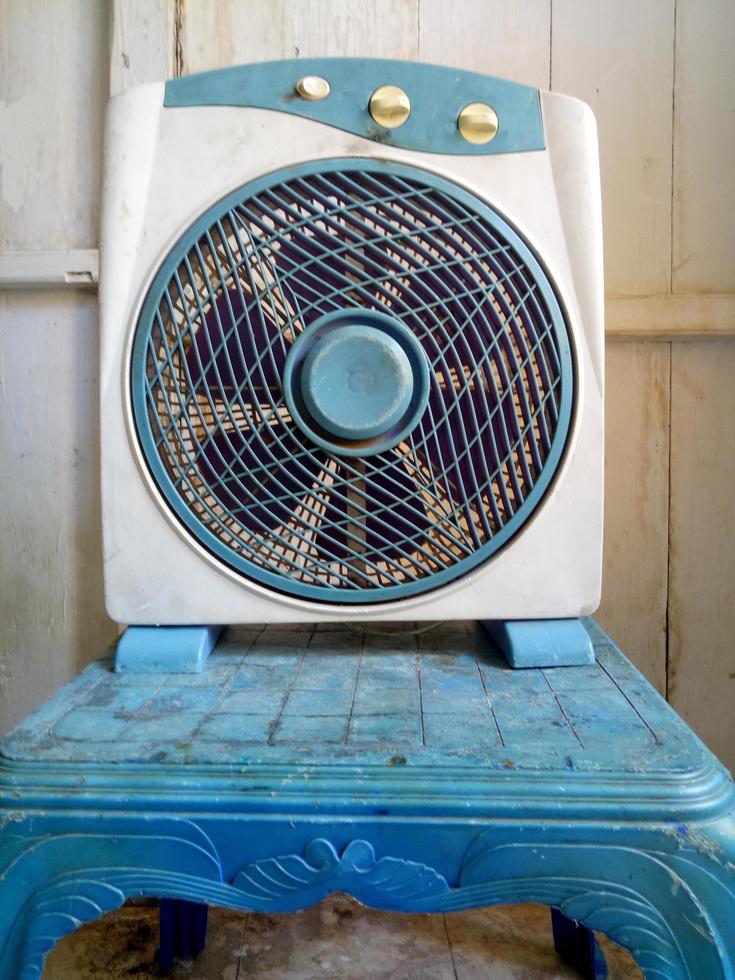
184, 289, 286, 393
416, 377, 508, 528
364, 460, 433, 562
310, 458, 433, 567
196, 424, 323, 536
387, 264, 515, 527
272, 237, 360, 325
308, 468, 351, 564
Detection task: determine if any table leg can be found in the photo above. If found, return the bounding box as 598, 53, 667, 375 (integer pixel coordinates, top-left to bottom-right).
157, 899, 209, 973
551, 907, 607, 979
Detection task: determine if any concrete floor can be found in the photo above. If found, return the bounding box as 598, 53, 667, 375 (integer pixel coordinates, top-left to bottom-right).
44, 897, 642, 979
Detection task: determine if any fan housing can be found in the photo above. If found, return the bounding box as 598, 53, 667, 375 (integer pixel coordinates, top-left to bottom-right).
130, 160, 573, 605
100, 57, 603, 624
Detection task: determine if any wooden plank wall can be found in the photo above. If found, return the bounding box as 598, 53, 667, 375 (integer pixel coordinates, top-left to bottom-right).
0, 2, 118, 733
1, 0, 733, 769
668, 2, 735, 766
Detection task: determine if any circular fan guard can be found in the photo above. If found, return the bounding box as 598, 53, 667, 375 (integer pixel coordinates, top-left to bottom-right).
131, 160, 573, 603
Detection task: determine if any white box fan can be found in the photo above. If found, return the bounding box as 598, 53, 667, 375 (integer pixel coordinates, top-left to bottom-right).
100, 58, 603, 668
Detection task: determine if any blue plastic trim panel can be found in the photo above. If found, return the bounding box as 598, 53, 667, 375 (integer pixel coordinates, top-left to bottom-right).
164, 58, 545, 156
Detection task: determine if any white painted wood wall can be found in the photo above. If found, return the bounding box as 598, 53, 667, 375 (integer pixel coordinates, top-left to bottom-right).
1, 0, 733, 769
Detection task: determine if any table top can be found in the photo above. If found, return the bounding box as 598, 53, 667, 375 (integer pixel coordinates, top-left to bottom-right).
2, 620, 731, 820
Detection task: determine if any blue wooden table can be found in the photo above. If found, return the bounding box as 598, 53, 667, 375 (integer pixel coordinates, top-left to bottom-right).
1, 620, 733, 978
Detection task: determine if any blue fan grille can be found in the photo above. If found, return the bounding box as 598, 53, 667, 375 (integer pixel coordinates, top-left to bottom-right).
131, 160, 573, 603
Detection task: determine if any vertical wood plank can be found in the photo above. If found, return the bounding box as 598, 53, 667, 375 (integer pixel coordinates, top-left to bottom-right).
418, 0, 550, 88
672, 0, 735, 293
178, 0, 419, 75
552, 0, 675, 296
289, 0, 418, 61
178, 0, 290, 68
596, 342, 670, 692
668, 341, 735, 772
0, 293, 117, 735
110, 0, 177, 95
0, 0, 109, 250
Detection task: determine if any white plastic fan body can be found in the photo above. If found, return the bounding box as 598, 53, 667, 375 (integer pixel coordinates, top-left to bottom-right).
100, 62, 603, 625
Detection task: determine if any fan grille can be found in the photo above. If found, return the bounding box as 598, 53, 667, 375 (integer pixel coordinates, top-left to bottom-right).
131, 160, 573, 603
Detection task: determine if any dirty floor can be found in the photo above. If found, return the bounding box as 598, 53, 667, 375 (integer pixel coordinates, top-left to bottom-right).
44, 896, 642, 979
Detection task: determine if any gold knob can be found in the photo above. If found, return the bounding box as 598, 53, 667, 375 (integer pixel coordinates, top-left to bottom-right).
295, 75, 331, 101
457, 102, 499, 144
369, 85, 411, 128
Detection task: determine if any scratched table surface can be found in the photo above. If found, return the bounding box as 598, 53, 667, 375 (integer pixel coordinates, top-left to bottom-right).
1, 619, 700, 775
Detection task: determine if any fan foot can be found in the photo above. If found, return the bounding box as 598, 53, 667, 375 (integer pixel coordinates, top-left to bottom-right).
480, 618, 595, 668
114, 625, 223, 673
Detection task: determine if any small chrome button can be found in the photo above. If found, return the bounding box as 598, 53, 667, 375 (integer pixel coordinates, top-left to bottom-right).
457, 102, 499, 144
369, 85, 411, 128
295, 75, 331, 101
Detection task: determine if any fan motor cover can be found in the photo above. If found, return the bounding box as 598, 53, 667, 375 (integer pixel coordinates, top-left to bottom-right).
131, 160, 573, 604
101, 58, 603, 624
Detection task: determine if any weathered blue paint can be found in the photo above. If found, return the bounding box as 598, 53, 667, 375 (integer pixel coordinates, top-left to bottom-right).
482, 618, 595, 667
163, 58, 545, 157
1, 620, 733, 979
115, 625, 223, 673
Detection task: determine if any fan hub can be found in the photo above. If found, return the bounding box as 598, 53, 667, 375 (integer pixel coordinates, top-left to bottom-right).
283, 309, 431, 457
301, 325, 413, 440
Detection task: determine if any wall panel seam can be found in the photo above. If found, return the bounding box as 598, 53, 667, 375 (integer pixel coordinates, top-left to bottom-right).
548, 0, 553, 90
665, 341, 673, 701
416, 0, 421, 61
175, 0, 184, 77
669, 0, 678, 294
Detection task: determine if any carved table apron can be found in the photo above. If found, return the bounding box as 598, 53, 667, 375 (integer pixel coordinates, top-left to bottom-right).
1, 620, 733, 979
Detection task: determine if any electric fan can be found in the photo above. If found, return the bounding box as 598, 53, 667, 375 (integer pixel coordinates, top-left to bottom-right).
100, 58, 603, 670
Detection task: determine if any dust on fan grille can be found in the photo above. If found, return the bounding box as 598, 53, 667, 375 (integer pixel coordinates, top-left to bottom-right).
141, 167, 566, 596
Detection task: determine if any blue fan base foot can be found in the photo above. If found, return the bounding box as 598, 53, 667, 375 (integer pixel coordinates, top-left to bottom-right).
114, 625, 223, 674
480, 618, 595, 668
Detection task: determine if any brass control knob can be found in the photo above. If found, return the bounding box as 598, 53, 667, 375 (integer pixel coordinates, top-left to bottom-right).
295, 75, 331, 101
369, 85, 411, 128
457, 102, 499, 144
